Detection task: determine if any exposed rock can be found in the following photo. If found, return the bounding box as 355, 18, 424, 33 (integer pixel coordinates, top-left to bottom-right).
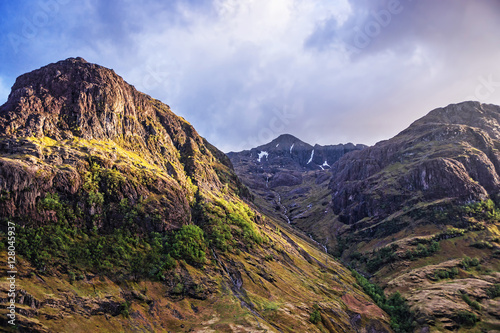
0, 57, 248, 231
330, 102, 500, 225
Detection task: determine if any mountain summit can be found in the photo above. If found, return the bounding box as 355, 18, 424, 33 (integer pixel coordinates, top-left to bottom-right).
228, 134, 366, 174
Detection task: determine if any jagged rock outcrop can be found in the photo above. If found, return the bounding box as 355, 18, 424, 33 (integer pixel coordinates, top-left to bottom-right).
330, 101, 500, 225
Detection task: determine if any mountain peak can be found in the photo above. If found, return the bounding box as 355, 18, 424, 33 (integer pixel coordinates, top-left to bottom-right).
0, 57, 153, 141
406, 101, 500, 132
59, 56, 89, 65
273, 133, 301, 143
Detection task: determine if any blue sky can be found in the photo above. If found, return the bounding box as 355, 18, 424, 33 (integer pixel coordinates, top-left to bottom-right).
1, 0, 500, 152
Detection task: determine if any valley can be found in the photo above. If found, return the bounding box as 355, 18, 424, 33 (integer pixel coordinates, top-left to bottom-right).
229, 102, 500, 332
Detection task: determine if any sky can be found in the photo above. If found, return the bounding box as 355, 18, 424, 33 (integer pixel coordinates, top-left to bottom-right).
1, 0, 500, 152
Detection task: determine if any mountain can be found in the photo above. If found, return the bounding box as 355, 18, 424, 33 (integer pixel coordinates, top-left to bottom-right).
231, 102, 500, 332
330, 101, 500, 225
0, 56, 248, 231
228, 135, 365, 248
0, 58, 391, 332
228, 133, 366, 176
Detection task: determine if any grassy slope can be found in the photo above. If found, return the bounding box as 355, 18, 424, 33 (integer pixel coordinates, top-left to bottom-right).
0, 214, 390, 332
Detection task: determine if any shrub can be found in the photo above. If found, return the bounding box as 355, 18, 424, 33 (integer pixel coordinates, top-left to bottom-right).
172, 283, 184, 295
456, 311, 478, 326
38, 193, 63, 212
470, 240, 494, 249
434, 267, 459, 280
404, 241, 440, 261
366, 245, 397, 273
170, 225, 207, 265
486, 284, 500, 299
461, 291, 482, 311
352, 271, 416, 333
460, 256, 480, 270
120, 301, 131, 318
309, 308, 321, 324
102, 168, 126, 195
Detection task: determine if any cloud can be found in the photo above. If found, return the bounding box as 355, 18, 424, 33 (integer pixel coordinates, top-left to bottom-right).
1, 0, 500, 152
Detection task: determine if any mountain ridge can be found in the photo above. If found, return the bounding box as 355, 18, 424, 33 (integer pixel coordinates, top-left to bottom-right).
330, 101, 500, 225
229, 133, 366, 171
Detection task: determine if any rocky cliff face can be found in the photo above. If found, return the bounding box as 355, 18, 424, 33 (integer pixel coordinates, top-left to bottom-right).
0, 57, 247, 231
330, 101, 500, 225
325, 102, 500, 331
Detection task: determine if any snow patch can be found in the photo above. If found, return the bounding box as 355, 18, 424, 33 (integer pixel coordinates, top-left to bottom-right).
319, 165, 324, 170
322, 160, 329, 167
290, 143, 294, 154
307, 149, 314, 164
276, 143, 279, 147
257, 151, 269, 162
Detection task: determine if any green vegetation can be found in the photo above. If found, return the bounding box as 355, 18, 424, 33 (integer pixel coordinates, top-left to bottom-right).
264, 302, 279, 311
456, 311, 478, 327
332, 236, 350, 257
433, 267, 459, 280
460, 291, 482, 311
15, 221, 186, 278
486, 284, 500, 299
13, 156, 266, 279
309, 305, 321, 324
170, 225, 207, 266
462, 199, 500, 223
403, 241, 440, 260
194, 194, 264, 252
366, 244, 397, 273
83, 160, 105, 207
37, 192, 82, 223
120, 301, 131, 318
352, 270, 416, 333
433, 227, 466, 240
460, 256, 480, 270
470, 240, 494, 249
